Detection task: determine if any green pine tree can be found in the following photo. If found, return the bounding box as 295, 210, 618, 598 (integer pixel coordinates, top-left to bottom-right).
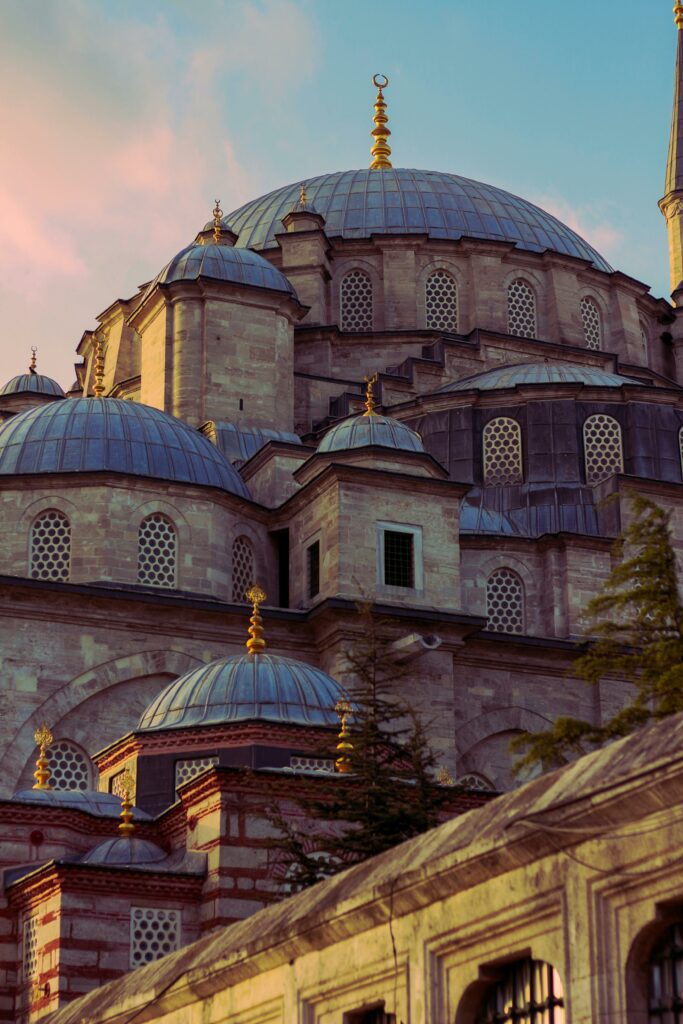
267, 604, 452, 893
512, 496, 683, 775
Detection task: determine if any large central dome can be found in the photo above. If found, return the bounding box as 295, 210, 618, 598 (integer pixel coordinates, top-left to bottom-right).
226, 168, 612, 272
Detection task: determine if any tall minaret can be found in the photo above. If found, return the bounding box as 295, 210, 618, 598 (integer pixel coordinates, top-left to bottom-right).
660, 3, 683, 300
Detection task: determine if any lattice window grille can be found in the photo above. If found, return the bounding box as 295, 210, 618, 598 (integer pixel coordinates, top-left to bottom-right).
425, 270, 458, 331
175, 757, 219, 792
507, 279, 537, 338
478, 958, 565, 1024
456, 773, 495, 792
110, 769, 134, 799
232, 536, 254, 603
30, 509, 71, 582
340, 270, 373, 332
23, 917, 38, 981
290, 755, 335, 774
47, 740, 91, 791
583, 414, 623, 485
130, 907, 181, 968
137, 514, 177, 588
483, 417, 523, 486
580, 296, 602, 350
486, 569, 525, 634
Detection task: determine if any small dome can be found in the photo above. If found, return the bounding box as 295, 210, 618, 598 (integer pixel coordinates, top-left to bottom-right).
318, 413, 424, 454
81, 836, 167, 866
226, 169, 612, 272
0, 373, 65, 399
438, 362, 645, 393
141, 241, 297, 305
139, 652, 348, 732
0, 398, 250, 497
11, 788, 151, 820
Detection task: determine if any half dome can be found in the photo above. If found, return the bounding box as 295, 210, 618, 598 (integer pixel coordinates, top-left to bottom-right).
139, 652, 348, 732
11, 788, 151, 819
438, 362, 646, 393
0, 373, 65, 399
0, 398, 251, 496
226, 168, 612, 272
141, 241, 297, 305
318, 413, 424, 454
81, 836, 167, 866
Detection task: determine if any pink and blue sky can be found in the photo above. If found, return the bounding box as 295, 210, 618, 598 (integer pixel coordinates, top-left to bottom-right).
0, 0, 677, 386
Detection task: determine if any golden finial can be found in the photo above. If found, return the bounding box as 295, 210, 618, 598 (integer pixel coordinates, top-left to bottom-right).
363, 372, 379, 416
335, 699, 353, 773
33, 724, 53, 791
676, 3, 683, 29
212, 199, 223, 244
118, 769, 135, 838
93, 336, 105, 398
29, 347, 37, 374
370, 73, 392, 170
437, 766, 455, 787
299, 183, 307, 208
245, 584, 267, 654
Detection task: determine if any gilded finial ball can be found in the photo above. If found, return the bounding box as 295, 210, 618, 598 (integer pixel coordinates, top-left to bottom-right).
246, 584, 266, 606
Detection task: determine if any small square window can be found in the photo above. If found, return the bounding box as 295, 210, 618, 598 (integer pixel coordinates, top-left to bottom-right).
307, 541, 320, 598
383, 531, 414, 588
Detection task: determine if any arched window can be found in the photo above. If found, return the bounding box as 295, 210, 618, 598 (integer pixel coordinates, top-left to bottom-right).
507, 279, 537, 338
232, 535, 255, 602
648, 923, 683, 1022
340, 269, 373, 332
137, 513, 177, 588
581, 296, 602, 350
483, 417, 523, 485
425, 269, 458, 331
486, 568, 525, 634
47, 739, 93, 791
30, 509, 71, 581
477, 958, 564, 1023
583, 414, 623, 485
640, 320, 649, 359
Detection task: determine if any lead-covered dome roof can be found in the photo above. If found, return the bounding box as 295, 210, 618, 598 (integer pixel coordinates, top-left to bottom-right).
0, 373, 65, 399
81, 836, 167, 866
318, 413, 424, 454
226, 169, 612, 271
141, 241, 296, 304
0, 398, 251, 496
139, 652, 347, 732
438, 362, 645, 393
11, 788, 151, 819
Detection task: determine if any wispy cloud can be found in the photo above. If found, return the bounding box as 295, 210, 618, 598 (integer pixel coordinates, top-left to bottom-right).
0, 0, 319, 380
530, 192, 623, 263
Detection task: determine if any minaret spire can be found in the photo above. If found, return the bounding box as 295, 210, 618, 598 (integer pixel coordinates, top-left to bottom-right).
660, 6, 683, 298
369, 74, 392, 170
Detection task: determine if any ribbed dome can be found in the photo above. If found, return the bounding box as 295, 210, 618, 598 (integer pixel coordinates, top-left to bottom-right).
438, 362, 645, 393
11, 789, 151, 820
226, 169, 612, 271
81, 837, 167, 866
141, 241, 296, 305
0, 373, 65, 398
0, 398, 251, 496
318, 413, 424, 454
139, 653, 348, 732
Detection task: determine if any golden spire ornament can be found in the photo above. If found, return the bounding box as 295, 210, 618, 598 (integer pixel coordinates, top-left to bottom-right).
93, 336, 105, 398
369, 73, 392, 170
29, 346, 37, 373
298, 183, 308, 208
212, 199, 223, 244
118, 769, 136, 838
335, 699, 353, 773
676, 3, 683, 29
245, 584, 267, 654
363, 372, 379, 416
33, 725, 53, 791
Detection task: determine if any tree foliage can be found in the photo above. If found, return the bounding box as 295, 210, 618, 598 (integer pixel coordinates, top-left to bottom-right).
512, 496, 683, 774
267, 605, 451, 893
